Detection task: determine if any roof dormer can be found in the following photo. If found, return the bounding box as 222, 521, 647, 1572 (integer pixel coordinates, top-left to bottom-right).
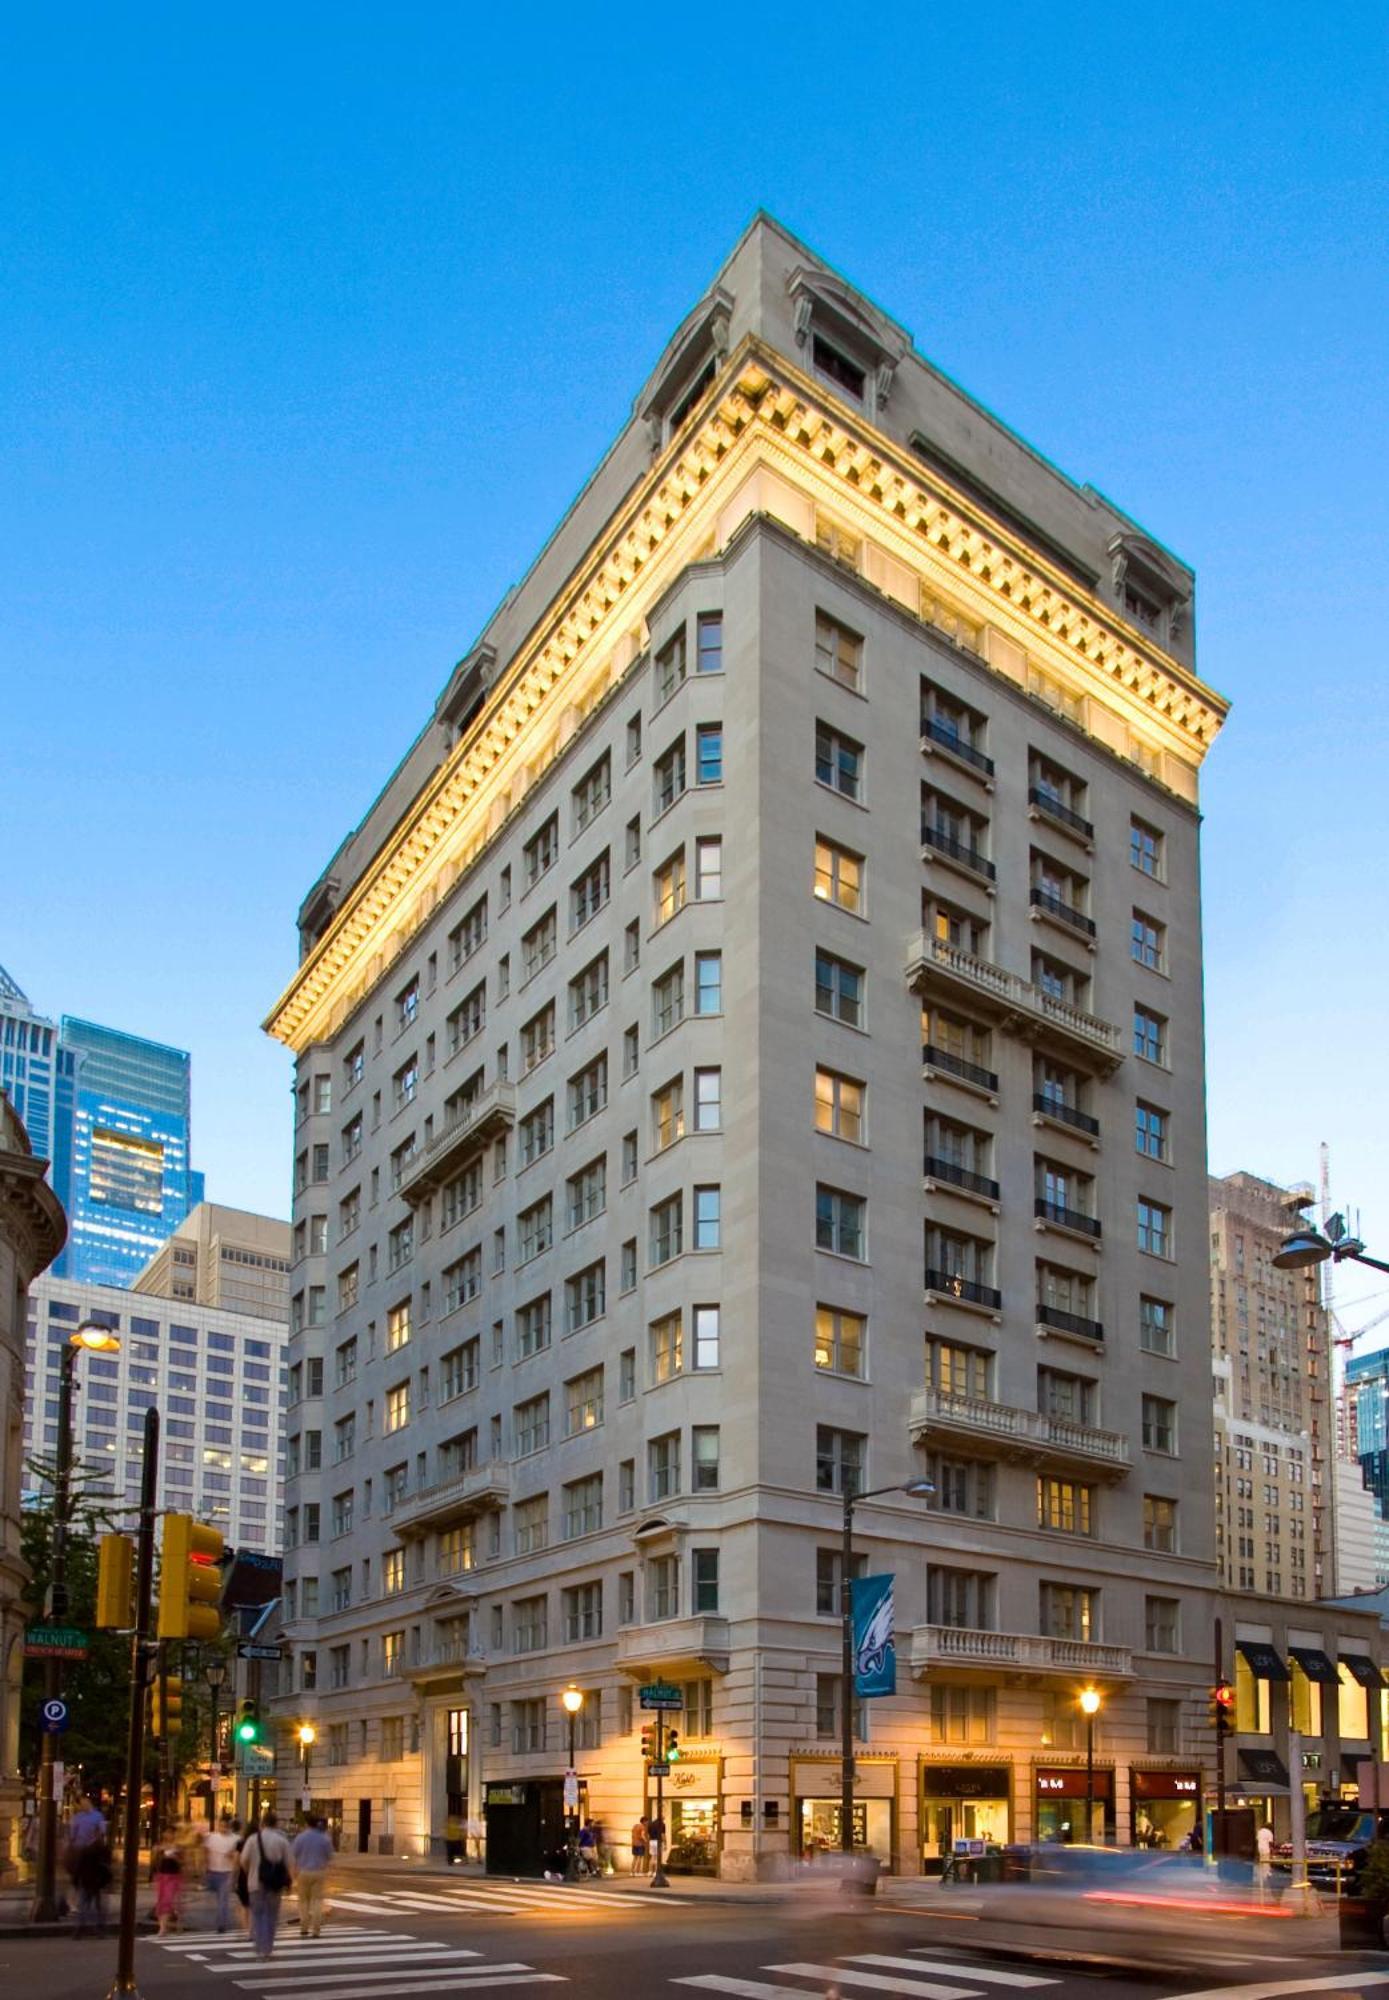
1107, 532, 1194, 650
637, 286, 734, 452
786, 264, 908, 419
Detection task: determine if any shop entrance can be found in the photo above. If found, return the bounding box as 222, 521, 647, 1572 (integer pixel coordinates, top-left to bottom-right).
1131, 1770, 1201, 1850
796, 1797, 892, 1863
921, 1765, 1011, 1873
445, 1708, 469, 1860
1035, 1766, 1114, 1844
484, 1779, 569, 1877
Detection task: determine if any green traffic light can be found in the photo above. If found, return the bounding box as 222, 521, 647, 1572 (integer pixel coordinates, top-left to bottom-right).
236, 1719, 258, 1743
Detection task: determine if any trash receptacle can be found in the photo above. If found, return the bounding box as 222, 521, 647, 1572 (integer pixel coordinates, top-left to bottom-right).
839, 1855, 881, 1897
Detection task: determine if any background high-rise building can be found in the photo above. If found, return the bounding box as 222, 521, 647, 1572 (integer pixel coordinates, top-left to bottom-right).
1209, 1170, 1336, 1597
265, 216, 1247, 1874
134, 1202, 291, 1322
0, 965, 79, 1203
56, 1016, 204, 1287
1345, 1346, 1389, 1585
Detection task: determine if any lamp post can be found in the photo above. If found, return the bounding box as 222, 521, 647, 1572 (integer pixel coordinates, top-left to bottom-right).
31, 1320, 121, 1924
839, 1476, 933, 1863
560, 1687, 584, 1879
1079, 1688, 1103, 1844
1273, 1217, 1389, 1277
298, 1723, 316, 1812
205, 1658, 227, 1808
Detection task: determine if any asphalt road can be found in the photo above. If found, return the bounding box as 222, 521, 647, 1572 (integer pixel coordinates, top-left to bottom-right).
4, 1869, 1386, 2000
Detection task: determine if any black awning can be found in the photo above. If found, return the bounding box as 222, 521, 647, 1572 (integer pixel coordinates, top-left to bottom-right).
1288, 1645, 1341, 1686
1237, 1640, 1290, 1682
1340, 1652, 1385, 1689
1236, 1748, 1290, 1790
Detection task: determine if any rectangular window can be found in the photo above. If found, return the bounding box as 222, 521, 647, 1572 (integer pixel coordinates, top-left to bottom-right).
656, 627, 687, 703
514, 1494, 548, 1555
521, 1003, 556, 1074
1037, 1476, 1094, 1536
565, 1156, 606, 1233
816, 1185, 865, 1260
815, 610, 862, 691
562, 1581, 603, 1644
513, 1596, 548, 1654
815, 1425, 864, 1497
626, 712, 642, 766
649, 1431, 681, 1501
692, 1548, 720, 1614
653, 737, 686, 816
565, 1261, 605, 1333
563, 1472, 603, 1539
654, 850, 686, 926
692, 1303, 720, 1370
572, 752, 611, 833
925, 1454, 995, 1521
514, 1393, 550, 1457
523, 814, 558, 890
693, 1066, 721, 1131
1131, 818, 1164, 878
518, 1097, 554, 1168
652, 1076, 684, 1151
521, 907, 557, 982
692, 1185, 720, 1250
449, 895, 488, 973
696, 612, 722, 675
1039, 1582, 1096, 1642
926, 1566, 994, 1630
1134, 1004, 1167, 1064
516, 1294, 552, 1359
650, 1193, 683, 1267
692, 1425, 720, 1490
816, 1546, 868, 1617
517, 1194, 553, 1263
927, 1684, 996, 1746
815, 721, 862, 802
565, 1368, 604, 1437
384, 1381, 410, 1433
653, 964, 685, 1038
814, 836, 863, 914
567, 1054, 607, 1131
1135, 1101, 1169, 1160
1144, 1596, 1179, 1654
1131, 909, 1166, 972
695, 724, 723, 785
392, 1057, 418, 1110
1141, 1394, 1177, 1454
694, 837, 722, 900
568, 952, 609, 1032
442, 1248, 481, 1313
1143, 1494, 1177, 1552
570, 851, 610, 931
815, 949, 863, 1028
1138, 1198, 1172, 1258
648, 1553, 680, 1621
1139, 1296, 1174, 1357
815, 1067, 864, 1143
814, 1305, 865, 1377
619, 1348, 636, 1402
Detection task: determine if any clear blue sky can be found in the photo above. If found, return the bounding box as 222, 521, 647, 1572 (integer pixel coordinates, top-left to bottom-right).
4, 7, 1387, 1320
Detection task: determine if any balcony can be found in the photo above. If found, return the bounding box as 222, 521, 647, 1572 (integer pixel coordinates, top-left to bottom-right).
908, 1385, 1129, 1479
1028, 786, 1094, 843
1029, 885, 1096, 939
924, 1157, 1000, 1203
921, 718, 994, 778
922, 1043, 999, 1095
920, 824, 997, 883
908, 1625, 1133, 1681
616, 1615, 731, 1678
924, 1268, 1003, 1312
1034, 1197, 1102, 1241
906, 933, 1123, 1073
1037, 1303, 1105, 1345
386, 1458, 511, 1537
405, 1635, 488, 1685
1032, 1093, 1101, 1139
399, 1082, 517, 1204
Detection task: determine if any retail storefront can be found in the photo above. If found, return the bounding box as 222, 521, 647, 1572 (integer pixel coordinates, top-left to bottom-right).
920, 1763, 1011, 1874
1034, 1765, 1113, 1844
1230, 1746, 1290, 1835
650, 1755, 722, 1875
1130, 1769, 1201, 1850
790, 1757, 896, 1867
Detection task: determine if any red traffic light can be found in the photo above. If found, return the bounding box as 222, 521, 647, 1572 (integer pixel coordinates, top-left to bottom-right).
1212, 1681, 1234, 1708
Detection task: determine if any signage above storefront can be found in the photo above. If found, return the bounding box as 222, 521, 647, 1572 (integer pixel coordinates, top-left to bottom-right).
1035, 1766, 1114, 1800
1131, 1770, 1200, 1800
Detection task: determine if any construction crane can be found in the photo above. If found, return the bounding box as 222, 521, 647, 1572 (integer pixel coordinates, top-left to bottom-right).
1334, 1303, 1389, 1353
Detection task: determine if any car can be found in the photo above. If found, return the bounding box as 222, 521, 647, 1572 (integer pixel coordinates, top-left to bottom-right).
1273, 1805, 1389, 1894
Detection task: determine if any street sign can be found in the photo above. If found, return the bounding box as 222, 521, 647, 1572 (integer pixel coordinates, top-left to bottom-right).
237, 1643, 283, 1661
647, 1761, 670, 1779
24, 1624, 89, 1660
638, 1684, 682, 1710
40, 1699, 70, 1735
237, 1743, 275, 1777
563, 1770, 579, 1812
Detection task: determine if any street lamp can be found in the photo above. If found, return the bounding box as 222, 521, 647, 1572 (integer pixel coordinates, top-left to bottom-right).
298, 1723, 316, 1809
560, 1687, 584, 1879
1273, 1215, 1389, 1276
1079, 1687, 1103, 1844
31, 1320, 121, 1924
839, 1477, 933, 1864
205, 1658, 228, 1794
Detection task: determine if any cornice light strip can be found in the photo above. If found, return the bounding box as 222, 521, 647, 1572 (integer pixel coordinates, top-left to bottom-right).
267, 341, 1225, 1050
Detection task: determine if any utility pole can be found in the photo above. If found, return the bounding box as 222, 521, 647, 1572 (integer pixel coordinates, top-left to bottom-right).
109, 1406, 159, 2000
1214, 1614, 1226, 1856
649, 1711, 668, 1889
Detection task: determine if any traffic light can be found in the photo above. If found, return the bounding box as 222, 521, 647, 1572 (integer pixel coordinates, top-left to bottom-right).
150, 1676, 183, 1740
1212, 1681, 1235, 1733
95, 1533, 134, 1629
235, 1699, 262, 1747
158, 1513, 225, 1641
666, 1729, 681, 1763
640, 1722, 656, 1763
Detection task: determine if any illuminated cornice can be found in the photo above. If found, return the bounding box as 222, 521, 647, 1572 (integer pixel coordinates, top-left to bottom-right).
266, 336, 1228, 1053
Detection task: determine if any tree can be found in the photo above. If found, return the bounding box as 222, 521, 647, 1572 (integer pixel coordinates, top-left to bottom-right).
20, 1502, 133, 1801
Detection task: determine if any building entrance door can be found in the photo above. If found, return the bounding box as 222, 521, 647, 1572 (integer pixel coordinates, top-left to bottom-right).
357, 1798, 372, 1853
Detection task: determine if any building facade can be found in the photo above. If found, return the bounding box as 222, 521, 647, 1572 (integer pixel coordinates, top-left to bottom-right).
1344, 1347, 1389, 1584
134, 1202, 291, 1323
0, 1098, 66, 1878
56, 1017, 203, 1287
0, 967, 79, 1204
1210, 1172, 1337, 1601
265, 216, 1234, 1875
24, 1273, 286, 1552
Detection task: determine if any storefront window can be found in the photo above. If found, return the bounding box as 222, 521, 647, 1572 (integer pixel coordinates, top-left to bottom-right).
920, 1764, 1010, 1872
1290, 1665, 1322, 1737
1035, 1767, 1113, 1844
1339, 1664, 1371, 1743
1235, 1652, 1272, 1734
798, 1796, 892, 1863
1131, 1770, 1200, 1850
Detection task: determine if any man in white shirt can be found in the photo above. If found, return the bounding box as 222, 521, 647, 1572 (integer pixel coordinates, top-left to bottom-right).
204, 1816, 239, 1933
239, 1812, 292, 1958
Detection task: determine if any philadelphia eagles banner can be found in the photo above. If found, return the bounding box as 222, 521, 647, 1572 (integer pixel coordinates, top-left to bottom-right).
850, 1573, 896, 1697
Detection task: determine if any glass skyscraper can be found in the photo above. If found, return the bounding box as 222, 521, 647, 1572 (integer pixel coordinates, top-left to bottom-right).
0, 964, 78, 1180
55, 1016, 203, 1286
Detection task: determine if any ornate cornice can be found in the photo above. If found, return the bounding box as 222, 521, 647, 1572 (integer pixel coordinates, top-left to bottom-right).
265, 336, 1227, 1054
0, 1150, 66, 1281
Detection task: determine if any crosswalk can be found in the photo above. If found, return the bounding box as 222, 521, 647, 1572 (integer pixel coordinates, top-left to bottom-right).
151, 1925, 566, 1995
323, 1877, 686, 1919
673, 1954, 1061, 1997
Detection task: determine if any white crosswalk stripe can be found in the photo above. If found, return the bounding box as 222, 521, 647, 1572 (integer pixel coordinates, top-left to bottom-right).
674, 1951, 1064, 1997
324, 1879, 685, 1917
151, 1927, 566, 1995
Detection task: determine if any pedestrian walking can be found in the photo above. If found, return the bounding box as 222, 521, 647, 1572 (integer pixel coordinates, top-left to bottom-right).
205, 1815, 239, 1933
291, 1815, 334, 1938
153, 1842, 185, 1935
240, 1811, 293, 1958
630, 1816, 648, 1875
70, 1833, 112, 1934
577, 1820, 598, 1878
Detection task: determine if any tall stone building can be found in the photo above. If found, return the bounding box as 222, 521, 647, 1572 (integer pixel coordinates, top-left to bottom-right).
1209, 1171, 1336, 1599
133, 1201, 291, 1322
0, 1097, 66, 1877
265, 216, 1233, 1874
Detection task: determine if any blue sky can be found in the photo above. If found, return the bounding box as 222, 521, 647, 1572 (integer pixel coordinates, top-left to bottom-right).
3, 6, 1387, 1321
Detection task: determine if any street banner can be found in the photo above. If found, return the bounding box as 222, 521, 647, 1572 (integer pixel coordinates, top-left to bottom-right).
850, 1573, 896, 1697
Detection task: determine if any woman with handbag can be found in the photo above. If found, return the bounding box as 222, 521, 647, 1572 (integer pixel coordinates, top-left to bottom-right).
239, 1811, 293, 1958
